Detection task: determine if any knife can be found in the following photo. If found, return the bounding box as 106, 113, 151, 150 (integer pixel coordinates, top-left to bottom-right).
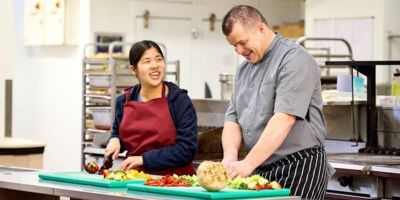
98, 155, 113, 174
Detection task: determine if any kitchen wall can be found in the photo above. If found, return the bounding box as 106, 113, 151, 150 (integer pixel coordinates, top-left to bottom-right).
385, 0, 400, 75
89, 0, 304, 99
9, 0, 90, 170
0, 0, 14, 138
305, 0, 400, 85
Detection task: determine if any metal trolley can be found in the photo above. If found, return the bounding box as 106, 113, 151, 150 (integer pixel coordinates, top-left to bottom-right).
296, 37, 354, 89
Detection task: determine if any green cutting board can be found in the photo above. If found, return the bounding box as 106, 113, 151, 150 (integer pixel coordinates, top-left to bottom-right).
127, 183, 291, 199
38, 171, 146, 188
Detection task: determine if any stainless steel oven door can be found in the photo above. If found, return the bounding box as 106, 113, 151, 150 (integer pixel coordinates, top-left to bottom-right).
327, 173, 383, 199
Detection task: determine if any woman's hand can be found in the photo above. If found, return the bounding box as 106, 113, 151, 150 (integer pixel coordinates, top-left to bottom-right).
105, 138, 121, 160
121, 156, 143, 171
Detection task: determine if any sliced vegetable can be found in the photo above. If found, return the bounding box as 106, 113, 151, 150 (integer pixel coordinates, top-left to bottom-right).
104, 170, 128, 181
103, 169, 153, 181
229, 175, 282, 191
126, 169, 153, 180
102, 169, 109, 178
173, 174, 199, 186
270, 181, 282, 189
144, 175, 191, 187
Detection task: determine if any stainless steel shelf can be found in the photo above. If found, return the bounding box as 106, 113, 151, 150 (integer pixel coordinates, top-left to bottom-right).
83, 94, 111, 99
84, 71, 132, 76
85, 128, 110, 134
84, 57, 129, 64
84, 58, 109, 64
324, 100, 367, 106
85, 106, 111, 109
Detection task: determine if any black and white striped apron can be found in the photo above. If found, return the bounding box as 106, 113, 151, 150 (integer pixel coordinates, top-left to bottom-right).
255, 147, 329, 200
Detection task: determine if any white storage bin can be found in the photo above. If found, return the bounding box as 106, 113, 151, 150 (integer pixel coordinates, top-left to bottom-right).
91, 108, 112, 130
116, 76, 139, 87
88, 75, 139, 87
88, 75, 111, 87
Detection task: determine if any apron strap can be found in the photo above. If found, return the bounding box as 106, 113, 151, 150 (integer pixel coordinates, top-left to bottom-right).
161, 82, 166, 98
124, 90, 131, 103
124, 83, 165, 103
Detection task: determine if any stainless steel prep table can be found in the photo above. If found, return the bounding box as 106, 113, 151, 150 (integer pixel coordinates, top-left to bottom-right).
0, 167, 300, 200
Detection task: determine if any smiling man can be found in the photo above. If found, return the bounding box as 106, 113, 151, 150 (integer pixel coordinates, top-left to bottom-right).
220, 5, 333, 200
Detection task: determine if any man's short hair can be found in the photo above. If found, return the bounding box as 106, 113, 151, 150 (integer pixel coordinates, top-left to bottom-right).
222, 5, 268, 36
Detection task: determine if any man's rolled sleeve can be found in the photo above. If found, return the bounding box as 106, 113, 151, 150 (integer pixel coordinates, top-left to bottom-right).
225, 77, 239, 123
225, 100, 238, 123
274, 49, 319, 119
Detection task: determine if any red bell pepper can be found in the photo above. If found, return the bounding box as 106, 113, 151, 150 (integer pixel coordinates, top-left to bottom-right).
144, 175, 191, 187
83, 161, 99, 174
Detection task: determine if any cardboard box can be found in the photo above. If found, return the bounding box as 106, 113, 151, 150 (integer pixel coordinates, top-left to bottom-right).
0, 138, 45, 169
273, 23, 304, 38
0, 154, 43, 169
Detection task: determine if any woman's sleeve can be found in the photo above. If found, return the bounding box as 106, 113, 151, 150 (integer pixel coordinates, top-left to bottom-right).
110, 94, 124, 138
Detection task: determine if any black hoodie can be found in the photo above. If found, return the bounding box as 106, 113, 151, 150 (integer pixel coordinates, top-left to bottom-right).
110, 81, 198, 170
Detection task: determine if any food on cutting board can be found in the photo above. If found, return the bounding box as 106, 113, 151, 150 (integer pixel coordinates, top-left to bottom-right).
83, 160, 152, 181
126, 169, 153, 180
196, 161, 231, 191
144, 175, 193, 187
173, 174, 199, 186
229, 175, 282, 190
104, 169, 153, 181
98, 156, 113, 175
136, 161, 284, 191
83, 161, 100, 174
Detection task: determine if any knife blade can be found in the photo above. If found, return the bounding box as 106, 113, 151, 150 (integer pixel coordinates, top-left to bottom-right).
98, 155, 113, 174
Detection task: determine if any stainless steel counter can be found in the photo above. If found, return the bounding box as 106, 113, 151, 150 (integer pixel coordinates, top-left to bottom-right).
0, 168, 300, 200
328, 155, 400, 177
327, 157, 400, 199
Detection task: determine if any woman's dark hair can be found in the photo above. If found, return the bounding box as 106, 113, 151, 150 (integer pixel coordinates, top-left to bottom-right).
129, 40, 164, 69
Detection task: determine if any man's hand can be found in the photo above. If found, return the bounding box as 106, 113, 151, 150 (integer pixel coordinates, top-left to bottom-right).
221, 121, 242, 174
221, 157, 236, 168
121, 156, 143, 171
224, 159, 256, 178
221, 151, 238, 167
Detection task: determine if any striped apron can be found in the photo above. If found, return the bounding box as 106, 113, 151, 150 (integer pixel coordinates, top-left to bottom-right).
255, 147, 329, 200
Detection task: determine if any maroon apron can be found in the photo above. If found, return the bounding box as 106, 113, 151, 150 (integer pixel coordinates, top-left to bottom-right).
119, 83, 195, 176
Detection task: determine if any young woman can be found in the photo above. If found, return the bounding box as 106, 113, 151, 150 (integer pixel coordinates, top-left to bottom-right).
105, 40, 197, 175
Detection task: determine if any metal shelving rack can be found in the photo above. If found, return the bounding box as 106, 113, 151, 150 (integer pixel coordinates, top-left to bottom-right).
296, 37, 354, 88
81, 41, 180, 166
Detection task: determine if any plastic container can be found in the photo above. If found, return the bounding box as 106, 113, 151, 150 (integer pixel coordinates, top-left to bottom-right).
353, 76, 365, 93
91, 108, 112, 130
219, 73, 233, 100
391, 69, 400, 97
337, 75, 365, 93
89, 75, 138, 87
89, 75, 111, 87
